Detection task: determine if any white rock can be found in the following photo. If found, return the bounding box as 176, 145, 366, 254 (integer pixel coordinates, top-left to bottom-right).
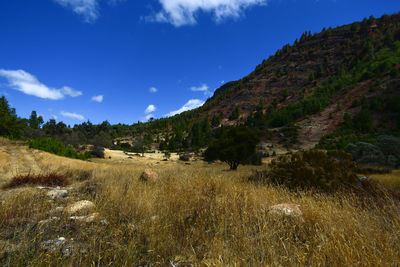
69, 213, 99, 223
47, 189, 68, 200
41, 237, 66, 251
66, 200, 95, 215
268, 203, 304, 221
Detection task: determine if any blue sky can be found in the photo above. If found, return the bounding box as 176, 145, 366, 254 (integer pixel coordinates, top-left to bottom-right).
0, 0, 399, 126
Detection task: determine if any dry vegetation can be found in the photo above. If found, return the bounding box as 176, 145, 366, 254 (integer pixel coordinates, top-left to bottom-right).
1, 138, 400, 266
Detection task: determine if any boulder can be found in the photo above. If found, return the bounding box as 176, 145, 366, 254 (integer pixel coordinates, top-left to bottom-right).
41, 237, 66, 251
140, 169, 159, 182
268, 203, 303, 221
66, 200, 95, 215
69, 213, 99, 223
47, 189, 68, 200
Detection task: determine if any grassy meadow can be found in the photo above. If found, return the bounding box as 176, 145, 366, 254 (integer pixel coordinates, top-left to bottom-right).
1, 137, 400, 266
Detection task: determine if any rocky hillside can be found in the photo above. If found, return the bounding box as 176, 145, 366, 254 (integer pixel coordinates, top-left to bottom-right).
190, 13, 400, 147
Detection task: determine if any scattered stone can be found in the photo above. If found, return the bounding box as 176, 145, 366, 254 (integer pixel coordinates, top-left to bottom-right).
38, 217, 60, 226
359, 176, 372, 182
36, 186, 52, 190
41, 237, 66, 251
140, 169, 159, 182
170, 255, 193, 267
47, 189, 68, 200
151, 215, 159, 221
69, 213, 99, 223
66, 200, 95, 215
269, 203, 303, 221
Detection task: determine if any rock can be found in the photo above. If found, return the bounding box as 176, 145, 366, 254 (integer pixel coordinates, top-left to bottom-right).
269, 203, 303, 221
66, 200, 95, 215
38, 217, 60, 226
179, 153, 191, 162
140, 169, 159, 182
41, 237, 66, 251
36, 186, 52, 190
151, 215, 159, 221
49, 206, 64, 215
47, 189, 68, 200
69, 213, 99, 223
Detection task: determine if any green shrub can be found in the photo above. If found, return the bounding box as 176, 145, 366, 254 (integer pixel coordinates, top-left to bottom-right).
249, 150, 358, 192
28, 137, 90, 160
345, 142, 386, 165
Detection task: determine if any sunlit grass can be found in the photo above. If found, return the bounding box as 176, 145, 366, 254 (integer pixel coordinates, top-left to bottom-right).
1, 138, 400, 265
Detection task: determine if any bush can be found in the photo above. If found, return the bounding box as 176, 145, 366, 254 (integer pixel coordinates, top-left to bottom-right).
28, 137, 91, 160
3, 173, 68, 189
345, 142, 386, 165
90, 146, 105, 158
249, 150, 358, 192
345, 136, 400, 167
179, 153, 191, 161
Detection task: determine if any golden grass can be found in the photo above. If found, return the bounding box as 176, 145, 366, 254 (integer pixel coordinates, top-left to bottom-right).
369, 170, 400, 192
1, 138, 400, 266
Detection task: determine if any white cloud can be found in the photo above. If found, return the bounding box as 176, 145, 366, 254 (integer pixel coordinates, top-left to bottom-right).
60, 111, 85, 121
190, 84, 208, 92
61, 86, 83, 97
51, 114, 58, 120
91, 95, 103, 103
0, 69, 82, 100
145, 104, 156, 114
148, 0, 267, 27
149, 87, 158, 93
166, 99, 204, 117
54, 0, 99, 22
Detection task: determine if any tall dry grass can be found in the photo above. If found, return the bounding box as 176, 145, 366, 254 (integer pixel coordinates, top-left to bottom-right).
1, 140, 400, 265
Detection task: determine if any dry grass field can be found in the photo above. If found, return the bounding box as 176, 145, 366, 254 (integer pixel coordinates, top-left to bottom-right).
1, 137, 400, 266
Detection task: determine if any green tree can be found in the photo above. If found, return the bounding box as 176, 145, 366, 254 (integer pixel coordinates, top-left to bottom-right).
0, 96, 22, 138
204, 127, 260, 170
28, 111, 44, 129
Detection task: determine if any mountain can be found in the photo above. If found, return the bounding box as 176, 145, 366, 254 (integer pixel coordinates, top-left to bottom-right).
176, 13, 400, 148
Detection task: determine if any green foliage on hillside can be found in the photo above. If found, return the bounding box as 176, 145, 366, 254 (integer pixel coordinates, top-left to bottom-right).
345, 135, 400, 167
28, 137, 91, 160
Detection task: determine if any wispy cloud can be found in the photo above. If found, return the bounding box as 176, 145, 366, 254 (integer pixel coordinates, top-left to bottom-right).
149, 87, 158, 93
91, 95, 103, 103
0, 69, 82, 100
190, 84, 208, 92
54, 0, 99, 23
166, 99, 204, 117
190, 83, 213, 97
147, 0, 267, 27
60, 111, 85, 121
145, 104, 156, 114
